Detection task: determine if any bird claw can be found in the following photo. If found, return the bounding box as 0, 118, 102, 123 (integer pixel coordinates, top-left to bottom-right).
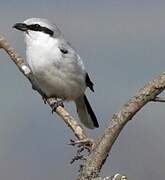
51, 99, 64, 113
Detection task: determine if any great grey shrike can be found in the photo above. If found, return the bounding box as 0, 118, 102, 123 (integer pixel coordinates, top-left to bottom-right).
13, 18, 99, 129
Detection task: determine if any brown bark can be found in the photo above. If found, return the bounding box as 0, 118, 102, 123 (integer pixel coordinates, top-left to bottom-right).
78, 74, 165, 179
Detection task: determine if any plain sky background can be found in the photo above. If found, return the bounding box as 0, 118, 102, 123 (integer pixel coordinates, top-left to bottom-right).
0, 0, 165, 179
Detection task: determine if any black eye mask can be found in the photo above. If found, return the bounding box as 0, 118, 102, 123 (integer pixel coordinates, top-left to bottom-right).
13, 23, 54, 37
27, 24, 54, 36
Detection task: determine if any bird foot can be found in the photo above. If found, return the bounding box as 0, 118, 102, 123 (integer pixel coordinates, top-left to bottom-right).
51, 99, 64, 113
42, 94, 48, 104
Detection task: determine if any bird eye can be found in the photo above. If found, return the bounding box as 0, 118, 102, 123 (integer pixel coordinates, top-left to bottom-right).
34, 24, 40, 28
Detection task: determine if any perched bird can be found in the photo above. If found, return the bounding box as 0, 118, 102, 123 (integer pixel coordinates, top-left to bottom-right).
13, 18, 99, 129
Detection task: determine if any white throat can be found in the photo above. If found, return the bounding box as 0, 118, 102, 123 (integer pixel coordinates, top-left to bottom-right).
25, 31, 52, 45
25, 30, 60, 72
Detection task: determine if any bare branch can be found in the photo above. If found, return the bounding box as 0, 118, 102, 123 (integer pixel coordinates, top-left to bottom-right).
0, 34, 88, 141
152, 96, 165, 102
78, 73, 165, 178
69, 139, 93, 147
2, 33, 163, 179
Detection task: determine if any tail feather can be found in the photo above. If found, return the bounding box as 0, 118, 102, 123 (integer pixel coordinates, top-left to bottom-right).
75, 95, 99, 129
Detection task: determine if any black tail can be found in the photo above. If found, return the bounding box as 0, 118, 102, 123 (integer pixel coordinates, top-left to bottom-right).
75, 95, 99, 129
83, 95, 99, 128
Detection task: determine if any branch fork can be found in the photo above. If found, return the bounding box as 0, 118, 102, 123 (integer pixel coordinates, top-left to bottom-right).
1, 33, 165, 179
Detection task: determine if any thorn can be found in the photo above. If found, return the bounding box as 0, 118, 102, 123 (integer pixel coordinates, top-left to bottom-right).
68, 138, 93, 147
152, 96, 165, 102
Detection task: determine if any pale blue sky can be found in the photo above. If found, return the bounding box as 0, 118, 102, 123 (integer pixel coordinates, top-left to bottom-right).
0, 1, 165, 179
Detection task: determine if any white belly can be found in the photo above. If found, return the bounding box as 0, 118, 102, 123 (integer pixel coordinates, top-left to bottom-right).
33, 64, 86, 100
26, 43, 86, 100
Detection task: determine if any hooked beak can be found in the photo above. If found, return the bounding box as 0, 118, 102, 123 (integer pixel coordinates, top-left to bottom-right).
13, 23, 27, 31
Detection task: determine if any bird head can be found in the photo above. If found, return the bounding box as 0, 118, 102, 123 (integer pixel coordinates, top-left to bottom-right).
13, 18, 61, 40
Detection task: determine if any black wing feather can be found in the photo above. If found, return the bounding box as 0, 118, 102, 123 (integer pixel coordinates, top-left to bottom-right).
85, 73, 94, 92
59, 47, 68, 54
